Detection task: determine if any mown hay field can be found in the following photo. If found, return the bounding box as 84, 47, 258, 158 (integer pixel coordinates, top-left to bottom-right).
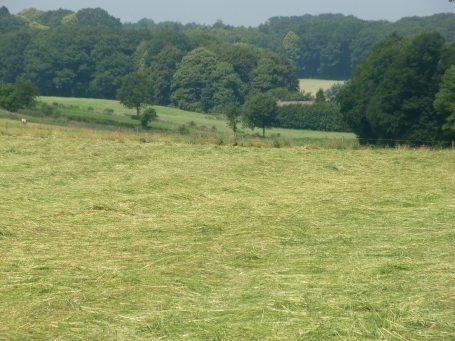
1, 121, 454, 340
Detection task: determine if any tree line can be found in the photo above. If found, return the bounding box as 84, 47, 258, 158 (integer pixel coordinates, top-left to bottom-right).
339, 31, 455, 145
0, 6, 300, 115
2, 6, 455, 84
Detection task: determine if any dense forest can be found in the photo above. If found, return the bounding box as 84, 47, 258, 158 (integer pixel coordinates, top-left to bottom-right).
1, 6, 455, 141
2, 6, 455, 93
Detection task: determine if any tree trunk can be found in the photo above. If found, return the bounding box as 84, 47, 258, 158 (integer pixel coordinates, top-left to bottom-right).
262, 126, 265, 138
136, 107, 140, 118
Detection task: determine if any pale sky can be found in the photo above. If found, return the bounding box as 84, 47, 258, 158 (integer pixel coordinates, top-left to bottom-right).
4, 0, 454, 27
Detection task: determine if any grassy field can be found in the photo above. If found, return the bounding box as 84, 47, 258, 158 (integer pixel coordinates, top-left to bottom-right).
36, 96, 355, 143
299, 79, 344, 95
0, 120, 454, 340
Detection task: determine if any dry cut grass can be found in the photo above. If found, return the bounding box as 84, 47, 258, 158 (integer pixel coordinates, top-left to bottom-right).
0, 121, 454, 340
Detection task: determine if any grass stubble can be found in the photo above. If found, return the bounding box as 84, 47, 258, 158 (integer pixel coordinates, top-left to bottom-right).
0, 120, 454, 340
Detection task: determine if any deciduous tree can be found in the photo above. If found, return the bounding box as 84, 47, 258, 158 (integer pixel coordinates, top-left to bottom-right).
117, 72, 154, 117
171, 48, 218, 112
0, 83, 20, 112
15, 80, 39, 108
226, 105, 242, 139
340, 32, 454, 144
434, 65, 455, 132
243, 93, 278, 137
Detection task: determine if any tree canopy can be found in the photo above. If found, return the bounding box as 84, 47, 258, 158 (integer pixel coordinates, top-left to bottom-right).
434, 65, 455, 132
116, 72, 154, 117
0, 81, 39, 112
339, 32, 455, 144
243, 93, 278, 137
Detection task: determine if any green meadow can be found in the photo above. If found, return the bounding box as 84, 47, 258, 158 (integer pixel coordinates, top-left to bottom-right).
0, 119, 454, 340
299, 79, 343, 95
32, 96, 355, 144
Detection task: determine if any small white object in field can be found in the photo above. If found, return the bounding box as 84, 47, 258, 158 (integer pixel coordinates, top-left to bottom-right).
21, 119, 27, 124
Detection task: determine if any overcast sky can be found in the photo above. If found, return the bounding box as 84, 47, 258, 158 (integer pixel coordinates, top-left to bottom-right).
4, 0, 455, 27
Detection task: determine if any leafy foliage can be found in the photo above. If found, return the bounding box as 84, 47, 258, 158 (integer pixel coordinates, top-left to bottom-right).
225, 105, 242, 135
0, 6, 28, 33
0, 81, 39, 112
0, 83, 20, 112
139, 107, 157, 128
282, 31, 301, 67
277, 103, 348, 132
243, 93, 278, 137
340, 32, 455, 144
15, 80, 39, 109
315, 89, 326, 103
116, 72, 154, 117
434, 65, 455, 132
148, 46, 185, 105
171, 48, 218, 112
324, 82, 345, 103
75, 8, 122, 28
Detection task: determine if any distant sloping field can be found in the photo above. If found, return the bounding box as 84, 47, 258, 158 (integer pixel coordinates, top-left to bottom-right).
0, 125, 454, 340
35, 96, 355, 142
300, 79, 344, 95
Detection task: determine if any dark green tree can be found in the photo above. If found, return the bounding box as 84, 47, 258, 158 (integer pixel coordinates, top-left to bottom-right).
144, 29, 191, 60
0, 83, 20, 112
339, 33, 406, 141
212, 43, 258, 83
40, 9, 74, 27
277, 102, 347, 132
88, 35, 135, 99
0, 6, 28, 33
117, 72, 154, 117
15, 80, 39, 108
148, 45, 185, 105
76, 8, 122, 28
0, 30, 32, 83
243, 93, 278, 137
340, 32, 452, 144
250, 53, 299, 93
171, 48, 218, 112
282, 31, 301, 66
315, 89, 326, 103
22, 26, 97, 97
324, 82, 345, 103
210, 62, 244, 112
434, 65, 455, 133
139, 107, 157, 128
366, 32, 446, 142
226, 105, 242, 139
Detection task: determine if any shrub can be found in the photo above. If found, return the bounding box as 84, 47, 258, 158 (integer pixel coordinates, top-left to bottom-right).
139, 107, 157, 128
103, 108, 114, 115
177, 124, 190, 135
41, 103, 60, 117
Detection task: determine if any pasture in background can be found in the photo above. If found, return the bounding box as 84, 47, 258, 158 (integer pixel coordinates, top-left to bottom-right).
299, 79, 344, 95
30, 97, 355, 144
